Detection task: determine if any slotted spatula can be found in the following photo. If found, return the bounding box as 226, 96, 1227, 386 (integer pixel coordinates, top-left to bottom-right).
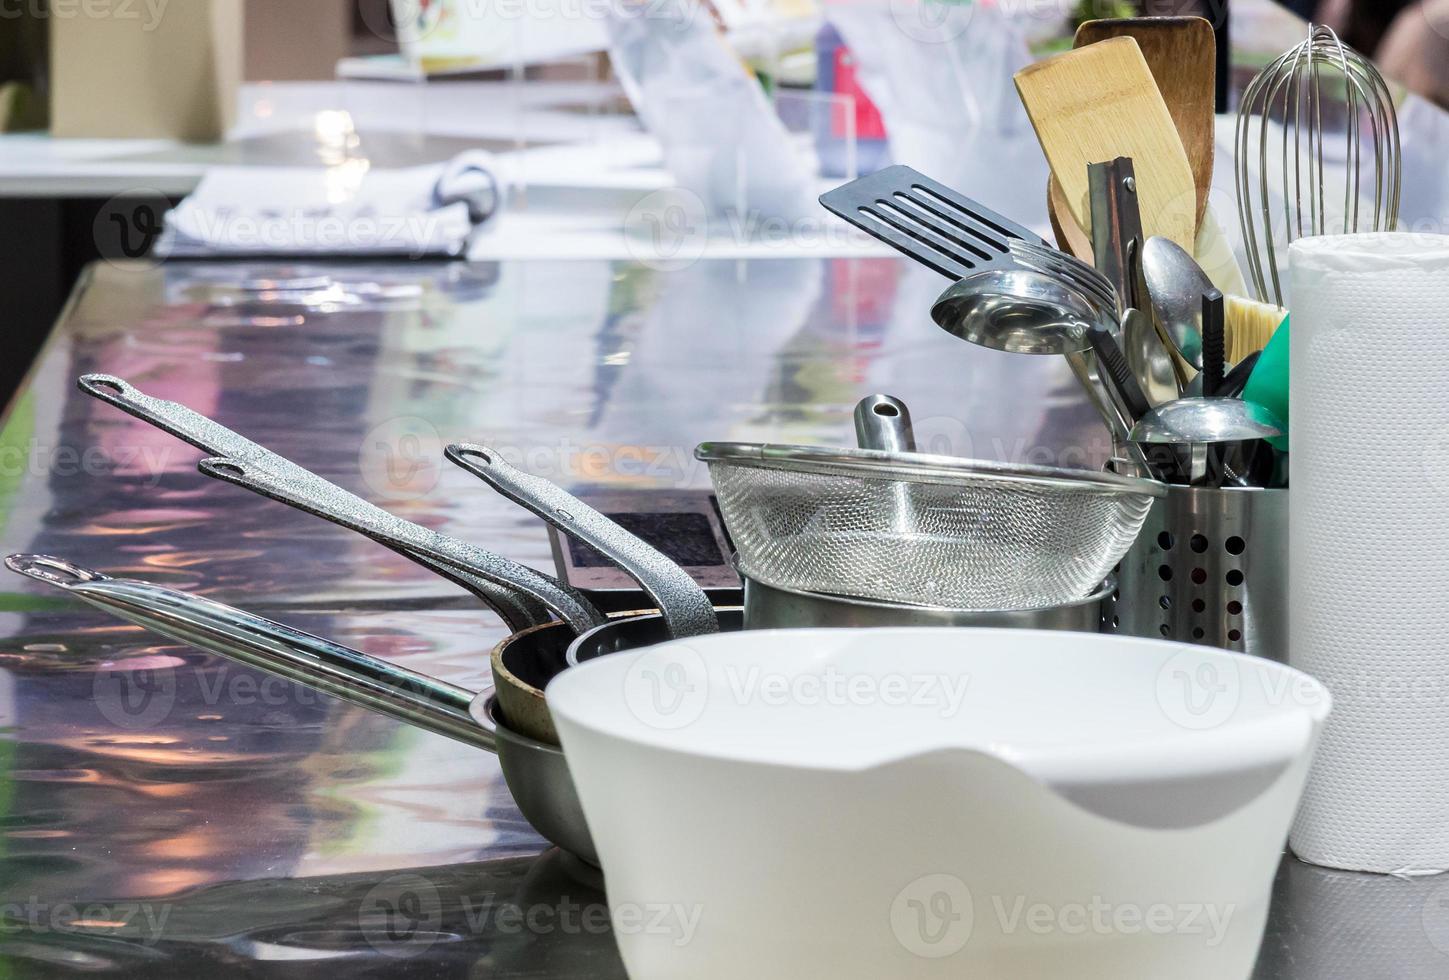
819, 164, 1046, 280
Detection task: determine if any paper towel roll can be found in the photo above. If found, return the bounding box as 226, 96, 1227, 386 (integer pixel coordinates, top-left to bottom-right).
1289, 233, 1449, 874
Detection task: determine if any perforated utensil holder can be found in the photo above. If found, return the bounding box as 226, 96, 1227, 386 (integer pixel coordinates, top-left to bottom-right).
1110, 486, 1287, 661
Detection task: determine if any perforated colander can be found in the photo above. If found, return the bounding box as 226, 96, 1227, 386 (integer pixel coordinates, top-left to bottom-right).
697, 443, 1165, 611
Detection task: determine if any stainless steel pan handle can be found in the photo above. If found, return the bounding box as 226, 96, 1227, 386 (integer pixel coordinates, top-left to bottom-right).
7, 554, 495, 751
77, 374, 554, 633
196, 456, 607, 637
446, 443, 718, 646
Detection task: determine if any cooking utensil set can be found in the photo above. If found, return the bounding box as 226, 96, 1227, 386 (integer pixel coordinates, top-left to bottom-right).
33, 369, 1151, 865
827, 164, 1283, 487
826, 21, 1304, 491
11, 19, 1377, 976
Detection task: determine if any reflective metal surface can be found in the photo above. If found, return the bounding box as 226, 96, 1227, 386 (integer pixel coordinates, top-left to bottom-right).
930, 267, 1109, 356
1131, 396, 1286, 444
741, 575, 1110, 631
0, 257, 1426, 976
1110, 486, 1290, 662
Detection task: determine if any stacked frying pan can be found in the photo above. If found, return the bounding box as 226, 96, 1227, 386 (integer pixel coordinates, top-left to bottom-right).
12, 375, 737, 865
12, 372, 1159, 865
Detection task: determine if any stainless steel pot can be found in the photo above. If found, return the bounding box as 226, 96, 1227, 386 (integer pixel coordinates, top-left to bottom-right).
742, 575, 1111, 631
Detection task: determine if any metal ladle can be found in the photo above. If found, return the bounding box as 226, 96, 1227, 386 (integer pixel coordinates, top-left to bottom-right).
932, 267, 1116, 356
1131, 398, 1285, 444
1130, 398, 1285, 486
931, 268, 1145, 464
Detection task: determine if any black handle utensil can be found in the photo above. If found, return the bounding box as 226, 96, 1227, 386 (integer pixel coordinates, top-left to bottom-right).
1201, 288, 1226, 398
1088, 322, 1186, 483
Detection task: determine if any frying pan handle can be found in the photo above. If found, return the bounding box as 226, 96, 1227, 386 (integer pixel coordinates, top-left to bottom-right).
853, 395, 916, 453
6, 554, 495, 752
445, 443, 719, 649
197, 456, 607, 637
77, 374, 555, 633
80, 374, 270, 464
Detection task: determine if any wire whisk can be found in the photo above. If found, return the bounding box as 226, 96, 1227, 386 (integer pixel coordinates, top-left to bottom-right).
1234, 24, 1401, 306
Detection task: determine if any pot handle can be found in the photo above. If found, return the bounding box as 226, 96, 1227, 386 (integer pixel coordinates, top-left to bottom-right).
446, 443, 719, 645
7, 554, 496, 752
853, 395, 916, 453
76, 373, 555, 634
197, 455, 605, 637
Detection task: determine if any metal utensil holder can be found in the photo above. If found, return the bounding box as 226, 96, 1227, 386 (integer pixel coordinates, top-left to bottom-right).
1109, 486, 1287, 661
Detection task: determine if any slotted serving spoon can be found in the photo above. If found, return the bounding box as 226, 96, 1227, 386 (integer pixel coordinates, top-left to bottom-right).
819, 164, 1045, 279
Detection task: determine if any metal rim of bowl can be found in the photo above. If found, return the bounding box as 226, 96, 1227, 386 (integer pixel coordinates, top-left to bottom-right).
695, 442, 1167, 497
741, 571, 1116, 615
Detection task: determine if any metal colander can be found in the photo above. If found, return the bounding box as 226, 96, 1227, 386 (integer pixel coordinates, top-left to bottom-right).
698, 443, 1165, 610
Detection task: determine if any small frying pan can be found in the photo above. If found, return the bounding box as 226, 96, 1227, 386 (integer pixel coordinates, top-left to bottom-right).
8, 554, 745, 865
201, 453, 722, 743
77, 374, 599, 634
6, 554, 595, 862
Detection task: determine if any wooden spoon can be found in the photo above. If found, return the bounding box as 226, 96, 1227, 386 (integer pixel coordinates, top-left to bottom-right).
1047, 175, 1094, 261
1048, 17, 1217, 258
1016, 36, 1197, 253
1075, 17, 1216, 231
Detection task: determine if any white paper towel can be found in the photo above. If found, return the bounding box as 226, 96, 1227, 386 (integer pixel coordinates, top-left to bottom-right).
1289, 232, 1449, 873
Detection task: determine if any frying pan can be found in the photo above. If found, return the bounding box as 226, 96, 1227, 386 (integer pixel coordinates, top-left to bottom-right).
5, 553, 594, 861
7, 554, 741, 865
197, 452, 721, 742
77, 374, 601, 635
446, 442, 719, 657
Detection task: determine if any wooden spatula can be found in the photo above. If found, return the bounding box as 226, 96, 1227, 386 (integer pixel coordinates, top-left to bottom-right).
1075, 17, 1216, 230
1015, 36, 1197, 252
1047, 175, 1094, 261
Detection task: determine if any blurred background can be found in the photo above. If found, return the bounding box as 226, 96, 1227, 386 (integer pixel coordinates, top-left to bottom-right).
0, 0, 1442, 404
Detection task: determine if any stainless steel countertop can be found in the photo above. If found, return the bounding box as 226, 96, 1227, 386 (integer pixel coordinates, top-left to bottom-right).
0, 258, 1437, 977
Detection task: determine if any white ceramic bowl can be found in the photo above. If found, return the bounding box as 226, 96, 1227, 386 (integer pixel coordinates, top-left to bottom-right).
549, 628, 1331, 980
